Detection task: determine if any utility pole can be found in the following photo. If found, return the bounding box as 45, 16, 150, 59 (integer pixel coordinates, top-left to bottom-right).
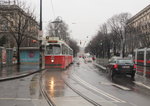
39, 0, 43, 69
40, 0, 42, 31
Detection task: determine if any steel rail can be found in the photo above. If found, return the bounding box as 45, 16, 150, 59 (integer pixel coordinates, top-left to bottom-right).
63, 78, 102, 106
39, 70, 56, 106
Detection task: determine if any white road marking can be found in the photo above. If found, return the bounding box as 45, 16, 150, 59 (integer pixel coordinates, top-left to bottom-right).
99, 82, 131, 91
73, 74, 126, 103
112, 84, 131, 91
0, 97, 38, 101
99, 82, 113, 85
94, 63, 106, 70
133, 81, 150, 90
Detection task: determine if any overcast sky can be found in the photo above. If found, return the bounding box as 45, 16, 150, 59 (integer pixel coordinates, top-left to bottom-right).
22, 0, 150, 46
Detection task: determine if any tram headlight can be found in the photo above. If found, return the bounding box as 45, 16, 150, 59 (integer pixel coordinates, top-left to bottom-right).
51, 59, 54, 62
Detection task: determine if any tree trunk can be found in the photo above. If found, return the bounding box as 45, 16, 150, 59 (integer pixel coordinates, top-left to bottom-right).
122, 42, 125, 57
17, 45, 20, 65
113, 42, 116, 55
107, 43, 110, 59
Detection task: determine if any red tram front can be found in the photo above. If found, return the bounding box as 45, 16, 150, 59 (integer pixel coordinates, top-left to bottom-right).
45, 37, 73, 69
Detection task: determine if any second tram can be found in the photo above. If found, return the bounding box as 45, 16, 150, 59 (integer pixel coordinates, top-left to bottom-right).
134, 48, 150, 78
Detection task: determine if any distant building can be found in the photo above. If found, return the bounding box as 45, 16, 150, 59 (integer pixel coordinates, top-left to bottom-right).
126, 4, 150, 53
0, 1, 39, 48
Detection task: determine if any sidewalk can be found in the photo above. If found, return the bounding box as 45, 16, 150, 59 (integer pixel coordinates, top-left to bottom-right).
94, 58, 150, 90
0, 64, 43, 81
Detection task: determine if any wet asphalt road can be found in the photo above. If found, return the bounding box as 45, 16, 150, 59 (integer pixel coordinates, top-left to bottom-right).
0, 73, 50, 106
43, 58, 150, 106
1, 58, 150, 106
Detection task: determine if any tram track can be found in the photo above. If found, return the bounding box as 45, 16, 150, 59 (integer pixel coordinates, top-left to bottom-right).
40, 69, 102, 106
72, 74, 125, 103
40, 68, 124, 106
39, 70, 56, 106
62, 69, 127, 106
61, 66, 116, 106
63, 78, 102, 106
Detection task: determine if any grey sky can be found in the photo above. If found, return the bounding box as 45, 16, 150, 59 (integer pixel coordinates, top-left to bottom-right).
23, 0, 150, 45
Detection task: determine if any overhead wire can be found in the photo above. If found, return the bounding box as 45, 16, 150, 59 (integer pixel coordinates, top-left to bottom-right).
50, 0, 56, 19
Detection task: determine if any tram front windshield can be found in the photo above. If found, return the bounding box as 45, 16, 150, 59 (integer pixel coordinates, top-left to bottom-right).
46, 44, 61, 55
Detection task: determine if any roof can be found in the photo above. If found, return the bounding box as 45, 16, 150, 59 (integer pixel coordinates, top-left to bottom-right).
127, 4, 150, 24
20, 47, 39, 50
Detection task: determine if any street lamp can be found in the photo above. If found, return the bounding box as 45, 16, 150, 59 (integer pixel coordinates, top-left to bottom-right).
51, 16, 62, 24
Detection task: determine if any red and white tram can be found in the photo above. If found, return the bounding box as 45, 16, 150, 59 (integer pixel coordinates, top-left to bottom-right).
44, 37, 73, 69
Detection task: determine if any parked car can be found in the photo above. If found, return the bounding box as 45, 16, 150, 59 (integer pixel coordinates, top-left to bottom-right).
84, 56, 93, 63
106, 58, 136, 79
92, 56, 96, 61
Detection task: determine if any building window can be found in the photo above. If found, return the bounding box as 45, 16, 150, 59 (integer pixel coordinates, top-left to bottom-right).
1, 20, 8, 31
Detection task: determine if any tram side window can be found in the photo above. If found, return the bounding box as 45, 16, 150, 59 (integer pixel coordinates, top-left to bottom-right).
62, 45, 65, 54
69, 49, 71, 55
70, 49, 73, 55
67, 48, 69, 55
62, 44, 67, 54
137, 51, 144, 65
137, 51, 144, 60
146, 51, 150, 61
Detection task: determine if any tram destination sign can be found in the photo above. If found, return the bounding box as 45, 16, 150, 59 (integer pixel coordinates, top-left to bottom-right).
46, 36, 59, 41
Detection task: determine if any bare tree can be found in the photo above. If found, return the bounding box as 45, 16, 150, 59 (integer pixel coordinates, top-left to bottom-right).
99, 23, 111, 58
0, 1, 38, 65
85, 30, 108, 58
125, 25, 139, 54
47, 22, 55, 37
47, 18, 70, 43
68, 39, 79, 57
107, 13, 131, 57
85, 13, 131, 58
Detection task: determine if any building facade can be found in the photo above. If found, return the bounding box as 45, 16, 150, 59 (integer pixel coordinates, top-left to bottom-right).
126, 4, 150, 54
0, 1, 39, 48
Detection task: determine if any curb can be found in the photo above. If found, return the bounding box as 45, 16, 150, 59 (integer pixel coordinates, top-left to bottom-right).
94, 62, 106, 70
0, 69, 45, 82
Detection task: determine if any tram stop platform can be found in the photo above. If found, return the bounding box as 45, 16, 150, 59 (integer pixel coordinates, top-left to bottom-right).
0, 64, 42, 81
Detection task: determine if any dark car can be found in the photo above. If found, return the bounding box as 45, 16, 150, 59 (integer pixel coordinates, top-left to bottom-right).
106, 58, 136, 79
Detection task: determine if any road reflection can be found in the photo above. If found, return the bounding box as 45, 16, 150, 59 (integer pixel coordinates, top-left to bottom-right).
44, 70, 66, 97
49, 77, 55, 97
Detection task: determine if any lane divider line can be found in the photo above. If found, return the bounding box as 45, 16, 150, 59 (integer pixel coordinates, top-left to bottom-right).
73, 74, 126, 103
112, 84, 131, 91
99, 82, 131, 91
133, 81, 150, 90
0, 97, 38, 101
